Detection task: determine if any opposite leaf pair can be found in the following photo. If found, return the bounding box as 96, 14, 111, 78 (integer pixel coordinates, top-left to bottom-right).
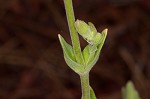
58, 20, 107, 75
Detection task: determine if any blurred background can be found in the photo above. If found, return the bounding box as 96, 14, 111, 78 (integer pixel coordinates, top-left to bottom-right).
0, 0, 150, 99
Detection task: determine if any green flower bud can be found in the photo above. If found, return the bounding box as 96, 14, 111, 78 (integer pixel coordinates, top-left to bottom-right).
75, 19, 106, 46
88, 22, 97, 33
74, 19, 91, 38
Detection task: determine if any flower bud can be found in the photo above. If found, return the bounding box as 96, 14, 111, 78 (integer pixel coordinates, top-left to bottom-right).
75, 19, 91, 37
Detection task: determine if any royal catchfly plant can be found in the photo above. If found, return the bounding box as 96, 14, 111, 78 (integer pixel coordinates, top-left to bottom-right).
57, 0, 142, 99
58, 0, 107, 98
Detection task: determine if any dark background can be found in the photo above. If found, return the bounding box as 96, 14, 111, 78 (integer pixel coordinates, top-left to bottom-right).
0, 0, 150, 99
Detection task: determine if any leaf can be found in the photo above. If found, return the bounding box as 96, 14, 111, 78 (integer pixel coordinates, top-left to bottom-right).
82, 45, 96, 66
86, 45, 97, 65
58, 34, 75, 61
64, 53, 84, 74
85, 29, 107, 72
82, 45, 90, 63
122, 81, 141, 99
90, 86, 97, 99
93, 33, 102, 45
89, 45, 97, 53
58, 34, 84, 74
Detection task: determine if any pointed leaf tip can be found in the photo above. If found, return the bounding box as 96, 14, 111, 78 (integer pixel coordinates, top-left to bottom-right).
102, 29, 108, 35
58, 34, 62, 41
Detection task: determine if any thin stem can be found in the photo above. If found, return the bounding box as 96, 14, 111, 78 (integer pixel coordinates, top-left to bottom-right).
63, 0, 84, 65
64, 0, 90, 98
80, 73, 90, 99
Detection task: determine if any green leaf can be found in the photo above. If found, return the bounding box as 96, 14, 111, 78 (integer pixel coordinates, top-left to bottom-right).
82, 45, 96, 66
90, 86, 97, 99
82, 45, 90, 63
89, 45, 97, 53
86, 45, 97, 65
122, 81, 141, 99
64, 53, 84, 74
58, 34, 84, 74
85, 29, 107, 72
93, 33, 102, 45
58, 34, 75, 61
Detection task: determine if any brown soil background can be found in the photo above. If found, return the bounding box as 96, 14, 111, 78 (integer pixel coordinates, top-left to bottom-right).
0, 0, 150, 99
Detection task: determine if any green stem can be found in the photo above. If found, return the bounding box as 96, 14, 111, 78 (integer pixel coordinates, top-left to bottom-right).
63, 0, 84, 65
80, 73, 90, 99
64, 0, 90, 98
